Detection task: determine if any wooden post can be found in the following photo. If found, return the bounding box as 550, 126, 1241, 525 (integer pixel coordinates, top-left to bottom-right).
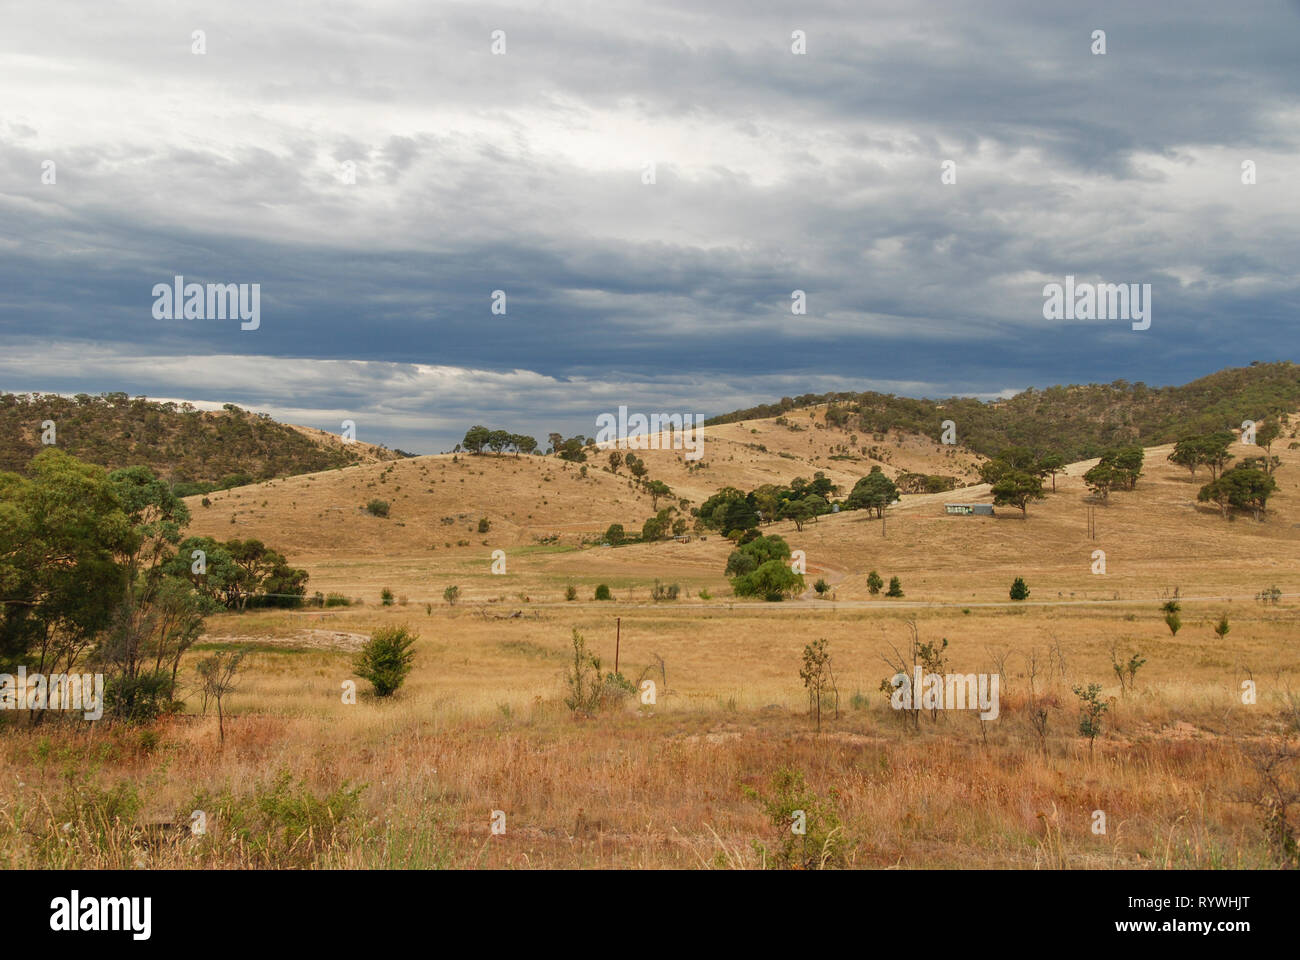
615, 617, 621, 675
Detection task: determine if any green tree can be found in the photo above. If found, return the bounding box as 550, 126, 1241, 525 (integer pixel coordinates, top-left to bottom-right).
1073, 682, 1108, 755
604, 523, 625, 545
462, 425, 490, 454
645, 480, 672, 510
1083, 462, 1117, 503
991, 470, 1045, 517
1038, 453, 1065, 492
866, 570, 883, 595
1010, 577, 1030, 601
731, 559, 804, 601
353, 625, 418, 697
846, 467, 898, 517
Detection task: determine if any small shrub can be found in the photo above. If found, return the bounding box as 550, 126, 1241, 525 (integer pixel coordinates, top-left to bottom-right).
744, 768, 844, 870
594, 583, 612, 601
866, 571, 883, 595
324, 592, 351, 608
353, 625, 418, 697
651, 580, 679, 602
366, 499, 390, 518
1073, 683, 1108, 754
564, 629, 604, 715
565, 584, 578, 601
381, 587, 395, 606
886, 576, 904, 598
443, 585, 460, 606
1009, 577, 1030, 601
477, 517, 490, 533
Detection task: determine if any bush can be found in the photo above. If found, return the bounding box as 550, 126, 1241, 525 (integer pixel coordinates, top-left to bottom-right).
814, 578, 829, 596
565, 583, 578, 601
1165, 612, 1181, 636
187, 770, 364, 869
732, 559, 804, 601
594, 583, 612, 601
651, 580, 679, 602
1009, 577, 1030, 601
324, 592, 351, 607
353, 625, 418, 697
605, 523, 625, 545
104, 671, 179, 724
381, 587, 394, 606
725, 535, 792, 578
365, 499, 390, 518
443, 585, 459, 605
564, 629, 604, 715
477, 517, 490, 533
744, 768, 844, 870
886, 576, 904, 598
866, 571, 883, 595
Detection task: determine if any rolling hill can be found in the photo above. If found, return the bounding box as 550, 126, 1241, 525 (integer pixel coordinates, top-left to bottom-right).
707, 361, 1300, 462
0, 392, 405, 481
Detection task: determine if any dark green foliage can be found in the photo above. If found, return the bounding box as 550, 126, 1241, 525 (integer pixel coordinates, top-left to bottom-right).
845, 467, 898, 516
1198, 464, 1278, 520
704, 363, 1300, 463
1010, 577, 1030, 601
724, 534, 792, 577
365, 499, 390, 518
731, 559, 804, 601
0, 393, 400, 480
594, 583, 612, 601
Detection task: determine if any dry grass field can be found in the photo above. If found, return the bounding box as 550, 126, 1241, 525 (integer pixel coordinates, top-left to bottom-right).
2, 415, 1297, 870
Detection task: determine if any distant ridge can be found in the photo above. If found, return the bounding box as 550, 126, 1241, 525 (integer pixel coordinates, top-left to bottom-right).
705, 362, 1300, 461
0, 392, 406, 483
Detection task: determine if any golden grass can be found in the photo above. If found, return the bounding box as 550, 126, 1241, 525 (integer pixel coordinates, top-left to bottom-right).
3, 422, 1297, 869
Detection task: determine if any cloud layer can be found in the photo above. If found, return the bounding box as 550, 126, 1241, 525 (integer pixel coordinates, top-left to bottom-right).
2, 1, 1297, 451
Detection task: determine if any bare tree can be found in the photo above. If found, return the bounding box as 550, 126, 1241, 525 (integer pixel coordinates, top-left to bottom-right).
195, 649, 246, 745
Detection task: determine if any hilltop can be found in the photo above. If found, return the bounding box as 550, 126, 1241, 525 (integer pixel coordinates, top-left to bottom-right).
707, 361, 1300, 462
0, 392, 404, 483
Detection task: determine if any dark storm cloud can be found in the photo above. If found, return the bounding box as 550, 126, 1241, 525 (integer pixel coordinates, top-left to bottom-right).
1, 0, 1297, 451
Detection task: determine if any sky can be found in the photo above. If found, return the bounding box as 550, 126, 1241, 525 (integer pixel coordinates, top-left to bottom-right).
2, 0, 1298, 454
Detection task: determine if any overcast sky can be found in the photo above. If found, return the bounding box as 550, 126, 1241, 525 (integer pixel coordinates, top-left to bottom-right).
2, 0, 1298, 453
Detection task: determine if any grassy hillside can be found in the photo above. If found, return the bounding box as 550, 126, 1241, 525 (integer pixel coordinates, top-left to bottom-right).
182, 405, 1300, 607
181, 409, 986, 563
0, 392, 404, 482
708, 362, 1300, 461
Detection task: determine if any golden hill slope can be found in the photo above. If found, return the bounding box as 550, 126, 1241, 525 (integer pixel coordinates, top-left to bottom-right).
182, 411, 1298, 606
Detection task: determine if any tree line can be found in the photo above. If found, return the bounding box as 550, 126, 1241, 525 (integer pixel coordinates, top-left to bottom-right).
1, 449, 308, 723
705, 361, 1300, 463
